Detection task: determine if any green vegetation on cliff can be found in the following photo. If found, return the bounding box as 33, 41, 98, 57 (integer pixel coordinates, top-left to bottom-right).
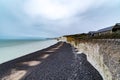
64, 32, 120, 40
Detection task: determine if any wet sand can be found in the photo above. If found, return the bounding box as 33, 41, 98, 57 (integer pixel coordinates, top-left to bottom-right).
0, 42, 103, 80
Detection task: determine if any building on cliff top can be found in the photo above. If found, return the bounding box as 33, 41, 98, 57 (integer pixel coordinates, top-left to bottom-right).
88, 23, 120, 36
112, 23, 120, 32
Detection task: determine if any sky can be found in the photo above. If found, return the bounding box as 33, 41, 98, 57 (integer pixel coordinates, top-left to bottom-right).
0, 0, 120, 39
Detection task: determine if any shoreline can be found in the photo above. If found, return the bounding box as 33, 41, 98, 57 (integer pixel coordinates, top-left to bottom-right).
0, 39, 58, 64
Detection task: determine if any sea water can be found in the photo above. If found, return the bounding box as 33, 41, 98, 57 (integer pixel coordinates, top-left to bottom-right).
0, 39, 58, 64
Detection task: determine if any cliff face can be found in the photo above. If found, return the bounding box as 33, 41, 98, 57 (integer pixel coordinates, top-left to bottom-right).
59, 37, 120, 80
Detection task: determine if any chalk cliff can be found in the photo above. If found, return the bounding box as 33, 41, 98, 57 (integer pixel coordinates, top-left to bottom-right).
59, 37, 120, 80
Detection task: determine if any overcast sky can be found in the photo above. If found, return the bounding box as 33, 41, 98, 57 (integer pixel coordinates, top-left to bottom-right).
0, 0, 120, 39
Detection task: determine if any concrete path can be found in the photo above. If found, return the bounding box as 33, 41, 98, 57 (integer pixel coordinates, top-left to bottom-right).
0, 42, 103, 80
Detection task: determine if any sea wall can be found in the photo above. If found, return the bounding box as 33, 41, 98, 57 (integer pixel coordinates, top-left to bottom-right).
59, 37, 120, 80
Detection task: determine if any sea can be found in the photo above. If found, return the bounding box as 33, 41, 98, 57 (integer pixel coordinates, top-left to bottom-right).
0, 39, 58, 64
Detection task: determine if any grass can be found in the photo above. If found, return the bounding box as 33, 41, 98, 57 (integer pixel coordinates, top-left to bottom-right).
65, 32, 120, 41
91, 32, 120, 39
